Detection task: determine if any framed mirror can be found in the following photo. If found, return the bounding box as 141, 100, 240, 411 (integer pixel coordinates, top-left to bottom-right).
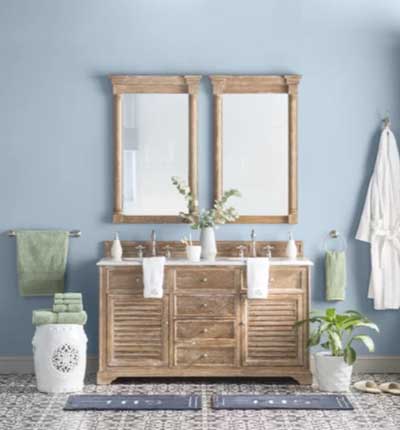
110, 75, 201, 223
210, 75, 301, 224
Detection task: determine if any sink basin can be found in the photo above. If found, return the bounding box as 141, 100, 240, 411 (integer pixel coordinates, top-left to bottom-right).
215, 257, 246, 262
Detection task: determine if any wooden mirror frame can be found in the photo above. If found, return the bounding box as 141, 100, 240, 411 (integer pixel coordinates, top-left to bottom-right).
110, 75, 201, 223
210, 75, 301, 224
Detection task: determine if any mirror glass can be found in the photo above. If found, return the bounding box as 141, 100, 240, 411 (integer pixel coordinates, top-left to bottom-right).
122, 94, 188, 215
222, 93, 289, 216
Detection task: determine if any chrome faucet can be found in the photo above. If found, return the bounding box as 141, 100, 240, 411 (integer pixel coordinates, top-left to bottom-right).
151, 230, 157, 256
250, 229, 257, 257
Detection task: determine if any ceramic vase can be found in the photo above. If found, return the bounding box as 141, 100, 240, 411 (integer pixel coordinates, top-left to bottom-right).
314, 351, 353, 392
200, 227, 217, 261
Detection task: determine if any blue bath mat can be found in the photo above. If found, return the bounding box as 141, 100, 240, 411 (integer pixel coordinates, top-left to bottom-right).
212, 394, 353, 410
64, 394, 201, 411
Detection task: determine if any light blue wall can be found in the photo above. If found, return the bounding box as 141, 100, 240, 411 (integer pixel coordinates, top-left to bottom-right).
1, 0, 400, 356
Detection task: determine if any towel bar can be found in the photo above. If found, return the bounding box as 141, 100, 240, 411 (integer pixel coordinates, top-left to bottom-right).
7, 230, 81, 238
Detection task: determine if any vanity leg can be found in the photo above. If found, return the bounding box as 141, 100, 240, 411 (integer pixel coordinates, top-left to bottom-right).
97, 371, 115, 385
291, 372, 313, 385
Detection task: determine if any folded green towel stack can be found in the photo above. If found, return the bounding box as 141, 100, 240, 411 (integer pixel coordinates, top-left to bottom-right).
53, 303, 83, 312
52, 293, 83, 313
32, 292, 86, 326
32, 309, 87, 326
54, 293, 82, 300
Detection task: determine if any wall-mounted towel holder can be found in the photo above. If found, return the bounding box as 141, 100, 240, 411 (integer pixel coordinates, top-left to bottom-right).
324, 230, 347, 252
7, 230, 81, 238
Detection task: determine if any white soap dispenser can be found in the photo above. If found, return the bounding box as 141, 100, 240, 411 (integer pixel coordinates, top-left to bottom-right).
111, 232, 123, 261
286, 231, 297, 260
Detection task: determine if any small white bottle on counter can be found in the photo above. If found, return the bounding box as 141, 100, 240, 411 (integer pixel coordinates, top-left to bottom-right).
286, 232, 297, 260
111, 232, 123, 261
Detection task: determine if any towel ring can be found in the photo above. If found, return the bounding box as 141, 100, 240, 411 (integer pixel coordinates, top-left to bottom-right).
324, 230, 347, 252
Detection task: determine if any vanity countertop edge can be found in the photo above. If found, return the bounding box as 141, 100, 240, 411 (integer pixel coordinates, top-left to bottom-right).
97, 257, 314, 267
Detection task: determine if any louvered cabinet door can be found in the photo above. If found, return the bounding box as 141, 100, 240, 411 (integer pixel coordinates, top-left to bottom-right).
242, 294, 305, 367
107, 294, 169, 367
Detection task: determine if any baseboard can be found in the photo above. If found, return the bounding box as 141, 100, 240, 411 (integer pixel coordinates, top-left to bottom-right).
0, 355, 99, 374
0, 355, 399, 375
309, 355, 400, 374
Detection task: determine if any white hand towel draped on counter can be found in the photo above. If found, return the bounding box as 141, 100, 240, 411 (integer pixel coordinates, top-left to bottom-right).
247, 258, 270, 299
356, 125, 400, 309
142, 257, 166, 298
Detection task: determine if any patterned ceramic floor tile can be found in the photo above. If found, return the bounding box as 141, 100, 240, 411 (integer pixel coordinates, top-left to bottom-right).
0, 373, 399, 429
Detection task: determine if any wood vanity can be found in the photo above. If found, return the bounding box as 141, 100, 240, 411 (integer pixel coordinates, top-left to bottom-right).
97, 241, 312, 385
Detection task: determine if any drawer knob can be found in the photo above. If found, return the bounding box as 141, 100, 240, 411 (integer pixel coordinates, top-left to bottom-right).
201, 277, 208, 283
135, 277, 141, 283
201, 353, 208, 359
201, 303, 208, 308
202, 328, 209, 334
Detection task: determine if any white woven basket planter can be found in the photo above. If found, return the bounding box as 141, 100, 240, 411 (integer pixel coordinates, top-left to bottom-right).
32, 324, 87, 393
314, 352, 353, 392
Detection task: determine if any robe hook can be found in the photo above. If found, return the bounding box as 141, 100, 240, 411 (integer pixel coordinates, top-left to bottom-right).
382, 114, 390, 128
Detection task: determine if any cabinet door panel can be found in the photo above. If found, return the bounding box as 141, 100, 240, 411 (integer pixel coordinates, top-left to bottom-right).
242, 294, 305, 367
107, 295, 168, 367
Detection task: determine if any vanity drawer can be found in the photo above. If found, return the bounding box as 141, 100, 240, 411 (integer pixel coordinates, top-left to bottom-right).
175, 267, 238, 291
175, 346, 236, 367
269, 267, 307, 292
174, 295, 236, 318
106, 267, 143, 294
175, 320, 236, 341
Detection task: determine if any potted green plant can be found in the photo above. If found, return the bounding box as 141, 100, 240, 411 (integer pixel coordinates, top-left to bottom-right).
171, 176, 240, 260
295, 308, 379, 392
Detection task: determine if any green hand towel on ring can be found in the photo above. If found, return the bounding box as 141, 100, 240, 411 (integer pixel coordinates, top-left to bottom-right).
325, 250, 346, 301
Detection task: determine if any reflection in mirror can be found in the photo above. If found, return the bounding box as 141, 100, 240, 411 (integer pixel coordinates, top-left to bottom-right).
223, 94, 288, 216
122, 94, 188, 215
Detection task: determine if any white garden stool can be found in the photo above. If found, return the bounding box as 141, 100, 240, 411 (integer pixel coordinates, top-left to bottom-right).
32, 324, 87, 393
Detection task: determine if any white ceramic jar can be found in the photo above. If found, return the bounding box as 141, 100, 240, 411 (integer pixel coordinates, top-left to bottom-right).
186, 245, 202, 262
32, 324, 87, 393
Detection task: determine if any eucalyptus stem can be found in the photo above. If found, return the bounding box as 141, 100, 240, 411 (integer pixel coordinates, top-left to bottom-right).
171, 176, 241, 230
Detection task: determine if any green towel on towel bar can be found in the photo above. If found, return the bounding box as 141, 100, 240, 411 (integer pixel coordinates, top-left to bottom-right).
16, 230, 69, 297
54, 293, 82, 300
32, 309, 87, 326
325, 250, 346, 301
53, 303, 83, 313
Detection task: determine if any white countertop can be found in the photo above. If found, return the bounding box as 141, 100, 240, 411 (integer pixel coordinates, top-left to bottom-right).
97, 257, 313, 267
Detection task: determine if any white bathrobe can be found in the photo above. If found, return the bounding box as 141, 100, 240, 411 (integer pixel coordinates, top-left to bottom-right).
356, 126, 400, 309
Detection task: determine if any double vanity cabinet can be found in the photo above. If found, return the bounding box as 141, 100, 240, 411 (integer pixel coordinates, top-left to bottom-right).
97, 241, 313, 385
